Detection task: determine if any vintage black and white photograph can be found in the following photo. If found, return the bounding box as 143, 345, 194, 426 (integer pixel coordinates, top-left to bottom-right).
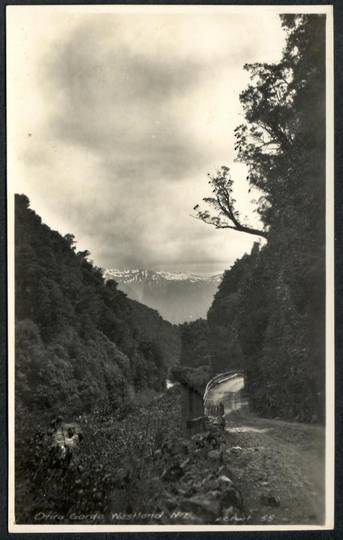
7, 4, 334, 532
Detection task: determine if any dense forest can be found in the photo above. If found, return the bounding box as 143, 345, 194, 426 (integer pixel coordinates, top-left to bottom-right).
15, 193, 180, 430
15, 14, 326, 429
181, 14, 326, 423
12, 12, 328, 527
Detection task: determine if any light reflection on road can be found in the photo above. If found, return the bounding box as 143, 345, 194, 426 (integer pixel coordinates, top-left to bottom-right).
205, 375, 248, 415
226, 426, 270, 433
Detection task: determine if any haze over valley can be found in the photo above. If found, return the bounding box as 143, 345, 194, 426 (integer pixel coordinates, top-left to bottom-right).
104, 268, 223, 324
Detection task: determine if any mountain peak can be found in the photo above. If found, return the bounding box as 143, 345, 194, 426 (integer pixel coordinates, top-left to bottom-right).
103, 268, 223, 324
104, 268, 222, 284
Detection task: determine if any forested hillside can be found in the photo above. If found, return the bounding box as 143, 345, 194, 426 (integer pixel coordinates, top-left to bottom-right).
15, 194, 180, 426
184, 14, 326, 423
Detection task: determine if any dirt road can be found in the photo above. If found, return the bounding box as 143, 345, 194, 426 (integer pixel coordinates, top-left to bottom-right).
224, 411, 325, 525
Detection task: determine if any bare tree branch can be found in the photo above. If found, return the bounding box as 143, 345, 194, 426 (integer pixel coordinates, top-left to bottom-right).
193, 166, 269, 240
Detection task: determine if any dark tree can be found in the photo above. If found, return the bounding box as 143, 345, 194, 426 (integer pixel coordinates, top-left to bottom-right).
192, 14, 326, 422
194, 15, 325, 248
193, 166, 268, 239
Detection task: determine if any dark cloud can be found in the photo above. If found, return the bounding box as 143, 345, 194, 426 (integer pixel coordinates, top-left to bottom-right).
14, 11, 284, 271
42, 19, 209, 181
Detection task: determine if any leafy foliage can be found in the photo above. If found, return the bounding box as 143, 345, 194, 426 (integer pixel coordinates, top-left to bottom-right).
15, 194, 180, 427
15, 387, 183, 523
193, 166, 268, 239
15, 195, 183, 522
189, 15, 326, 422
179, 319, 212, 369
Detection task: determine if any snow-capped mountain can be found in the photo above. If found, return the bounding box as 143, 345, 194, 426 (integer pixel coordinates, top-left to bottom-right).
104, 269, 223, 324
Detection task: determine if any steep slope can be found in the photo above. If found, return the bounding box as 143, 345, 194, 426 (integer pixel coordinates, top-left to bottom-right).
180, 238, 325, 423
15, 195, 180, 426
104, 268, 222, 324
178, 15, 326, 424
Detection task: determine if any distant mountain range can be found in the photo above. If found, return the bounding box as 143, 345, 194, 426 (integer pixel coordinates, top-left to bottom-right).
104, 269, 223, 324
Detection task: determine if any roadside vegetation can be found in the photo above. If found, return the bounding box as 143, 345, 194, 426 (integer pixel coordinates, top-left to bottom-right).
186, 15, 326, 423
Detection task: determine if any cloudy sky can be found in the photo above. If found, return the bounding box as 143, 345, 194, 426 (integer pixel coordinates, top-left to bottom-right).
8, 6, 285, 273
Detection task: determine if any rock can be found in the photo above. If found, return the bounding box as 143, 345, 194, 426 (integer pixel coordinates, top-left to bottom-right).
260, 494, 281, 507
187, 416, 208, 434
229, 446, 242, 456
222, 505, 236, 520
206, 433, 220, 448
221, 486, 244, 511
261, 513, 276, 523
212, 416, 225, 430
182, 493, 221, 518
191, 432, 210, 446
218, 475, 234, 487
205, 478, 220, 490
208, 449, 221, 460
